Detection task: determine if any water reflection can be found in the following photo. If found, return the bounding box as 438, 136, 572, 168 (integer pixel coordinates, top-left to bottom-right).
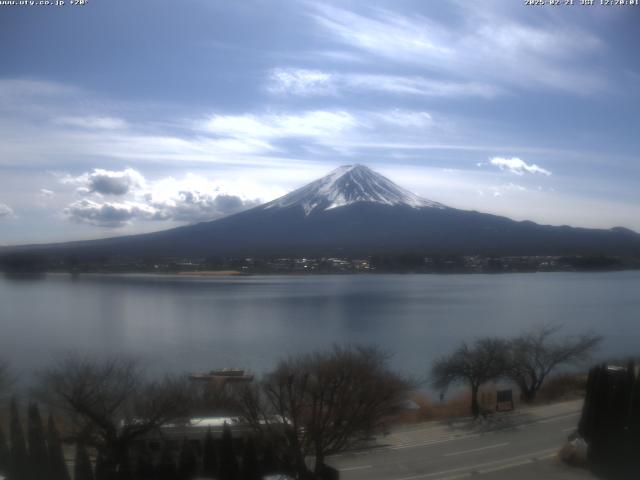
0, 272, 638, 387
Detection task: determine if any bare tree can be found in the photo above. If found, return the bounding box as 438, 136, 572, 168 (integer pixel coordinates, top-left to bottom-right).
431, 338, 508, 417
238, 345, 411, 478
506, 324, 601, 402
0, 360, 13, 399
38, 354, 194, 478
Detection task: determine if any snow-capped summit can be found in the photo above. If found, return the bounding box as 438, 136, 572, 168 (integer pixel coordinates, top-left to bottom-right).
263, 164, 446, 215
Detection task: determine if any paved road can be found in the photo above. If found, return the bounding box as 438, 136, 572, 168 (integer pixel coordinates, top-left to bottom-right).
327, 400, 593, 480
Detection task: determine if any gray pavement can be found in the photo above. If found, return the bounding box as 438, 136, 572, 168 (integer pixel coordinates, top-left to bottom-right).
475, 457, 595, 480
327, 400, 594, 480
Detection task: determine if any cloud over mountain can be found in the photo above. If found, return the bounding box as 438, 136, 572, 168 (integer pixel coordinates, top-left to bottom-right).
65, 199, 154, 228
62, 169, 260, 227
146, 191, 259, 223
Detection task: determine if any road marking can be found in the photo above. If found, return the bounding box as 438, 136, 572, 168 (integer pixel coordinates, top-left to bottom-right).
443, 442, 509, 457
476, 452, 556, 476
339, 464, 373, 472
435, 453, 557, 480
391, 448, 558, 480
393, 402, 581, 435
388, 434, 482, 451
386, 411, 580, 451
536, 412, 579, 424
332, 409, 579, 466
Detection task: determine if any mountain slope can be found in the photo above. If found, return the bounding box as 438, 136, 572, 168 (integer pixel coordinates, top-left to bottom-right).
3, 165, 640, 260
261, 164, 444, 214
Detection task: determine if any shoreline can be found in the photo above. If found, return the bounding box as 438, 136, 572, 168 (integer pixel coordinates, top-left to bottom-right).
0, 268, 640, 280
176, 270, 244, 277
2, 268, 640, 278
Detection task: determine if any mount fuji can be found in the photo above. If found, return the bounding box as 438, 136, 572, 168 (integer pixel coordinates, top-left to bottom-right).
4, 164, 640, 260
261, 164, 444, 215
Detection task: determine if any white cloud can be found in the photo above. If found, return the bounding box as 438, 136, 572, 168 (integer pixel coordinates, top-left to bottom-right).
309, 4, 453, 65
348, 74, 500, 98
504, 183, 526, 192
374, 110, 432, 128
489, 157, 551, 176
267, 68, 500, 98
202, 110, 358, 140
0, 78, 87, 123
54, 116, 128, 130
64, 168, 146, 196
0, 80, 280, 168
39, 189, 54, 198
0, 80, 567, 177
485, 182, 527, 199
142, 173, 261, 223
146, 191, 259, 223
199, 108, 444, 156
308, 3, 605, 93
309, 50, 365, 63
0, 78, 79, 102
0, 203, 14, 218
61, 170, 262, 227
89, 133, 277, 163
65, 192, 258, 228
268, 68, 335, 96
65, 199, 155, 228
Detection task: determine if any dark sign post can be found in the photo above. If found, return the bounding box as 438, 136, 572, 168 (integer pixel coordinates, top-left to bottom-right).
496, 389, 514, 412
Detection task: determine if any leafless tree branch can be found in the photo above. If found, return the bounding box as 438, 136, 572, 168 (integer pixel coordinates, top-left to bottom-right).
37, 353, 194, 476
238, 345, 411, 477
506, 324, 601, 402
431, 337, 509, 417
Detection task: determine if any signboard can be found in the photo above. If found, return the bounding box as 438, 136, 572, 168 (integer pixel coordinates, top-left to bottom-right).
496, 389, 514, 412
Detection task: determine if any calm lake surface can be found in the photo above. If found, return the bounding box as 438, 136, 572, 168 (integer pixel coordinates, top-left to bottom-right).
1, 272, 638, 386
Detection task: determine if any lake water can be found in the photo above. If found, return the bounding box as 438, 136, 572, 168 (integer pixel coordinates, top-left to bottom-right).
1, 272, 638, 388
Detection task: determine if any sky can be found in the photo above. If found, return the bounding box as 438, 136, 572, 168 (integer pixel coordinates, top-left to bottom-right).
0, 0, 639, 245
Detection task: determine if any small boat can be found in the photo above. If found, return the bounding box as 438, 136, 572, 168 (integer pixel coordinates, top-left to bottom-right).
189, 368, 254, 382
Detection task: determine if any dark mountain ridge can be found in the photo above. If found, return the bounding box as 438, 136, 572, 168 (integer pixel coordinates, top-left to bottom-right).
2, 165, 639, 262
